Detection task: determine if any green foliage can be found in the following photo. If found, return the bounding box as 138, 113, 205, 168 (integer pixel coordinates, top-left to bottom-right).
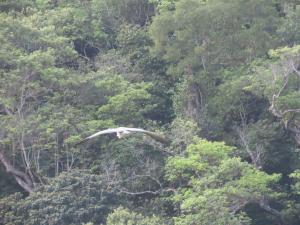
166, 139, 281, 225
278, 2, 300, 45
0, 0, 33, 13
289, 170, 300, 195
106, 207, 163, 225
0, 11, 87, 179
150, 0, 280, 76
97, 75, 153, 125
116, 23, 175, 123
279, 170, 300, 224
245, 45, 300, 148
166, 117, 199, 154
0, 5, 163, 188
166, 139, 234, 181
0, 171, 119, 225
1, 0, 300, 225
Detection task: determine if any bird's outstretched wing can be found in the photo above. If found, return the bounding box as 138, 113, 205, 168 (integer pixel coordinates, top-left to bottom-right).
76, 127, 169, 145
75, 128, 119, 145
121, 127, 169, 144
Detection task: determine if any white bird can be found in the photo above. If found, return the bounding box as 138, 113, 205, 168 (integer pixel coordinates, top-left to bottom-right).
76, 127, 169, 145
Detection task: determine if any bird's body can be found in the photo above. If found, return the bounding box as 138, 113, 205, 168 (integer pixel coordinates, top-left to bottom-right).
116, 129, 130, 138
76, 127, 169, 145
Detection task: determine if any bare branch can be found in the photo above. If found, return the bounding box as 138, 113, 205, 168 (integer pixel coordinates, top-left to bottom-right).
281, 108, 300, 116
118, 188, 175, 196
267, 57, 300, 146
236, 114, 263, 169
290, 60, 300, 79
0, 150, 34, 192
258, 197, 286, 225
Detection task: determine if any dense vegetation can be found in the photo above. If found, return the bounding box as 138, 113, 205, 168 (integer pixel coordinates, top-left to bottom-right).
1, 0, 300, 224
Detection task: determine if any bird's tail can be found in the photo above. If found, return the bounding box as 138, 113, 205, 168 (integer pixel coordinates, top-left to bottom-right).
74, 137, 89, 146
142, 131, 170, 144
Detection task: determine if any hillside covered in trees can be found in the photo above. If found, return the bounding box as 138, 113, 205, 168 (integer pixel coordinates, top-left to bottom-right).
1, 0, 300, 224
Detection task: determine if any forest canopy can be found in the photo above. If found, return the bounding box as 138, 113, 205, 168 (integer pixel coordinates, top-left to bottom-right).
1, 0, 300, 225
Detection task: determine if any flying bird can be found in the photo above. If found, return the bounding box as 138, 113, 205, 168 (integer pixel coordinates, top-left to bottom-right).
76, 127, 169, 145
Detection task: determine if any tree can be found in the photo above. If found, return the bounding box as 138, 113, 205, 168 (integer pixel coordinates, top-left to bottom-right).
282, 170, 300, 224
150, 0, 280, 74
0, 11, 82, 192
0, 7, 159, 193
106, 207, 163, 225
165, 139, 284, 225
0, 170, 120, 225
149, 0, 281, 125
247, 45, 300, 146
2, 0, 300, 224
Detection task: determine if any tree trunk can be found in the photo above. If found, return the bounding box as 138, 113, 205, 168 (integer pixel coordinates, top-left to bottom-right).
185, 68, 203, 123
0, 150, 34, 193
288, 122, 300, 145
258, 198, 286, 225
